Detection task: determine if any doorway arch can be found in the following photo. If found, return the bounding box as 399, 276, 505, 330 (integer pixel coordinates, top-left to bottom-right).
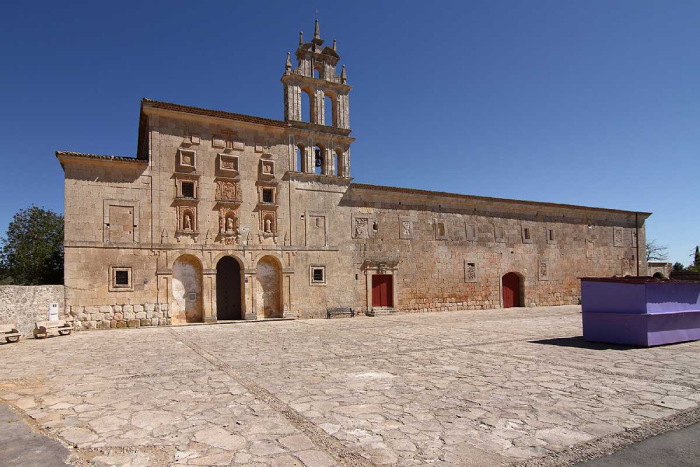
255, 255, 282, 318
172, 254, 203, 324
502, 272, 523, 308
216, 256, 243, 320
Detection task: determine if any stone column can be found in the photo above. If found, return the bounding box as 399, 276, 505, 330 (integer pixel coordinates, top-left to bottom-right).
203, 269, 216, 323
244, 271, 257, 320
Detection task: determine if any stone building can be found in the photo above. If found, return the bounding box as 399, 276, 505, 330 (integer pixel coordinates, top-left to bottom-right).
57, 21, 650, 330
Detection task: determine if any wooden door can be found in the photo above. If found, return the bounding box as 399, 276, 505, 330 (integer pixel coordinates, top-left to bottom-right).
372, 275, 393, 307
502, 272, 521, 308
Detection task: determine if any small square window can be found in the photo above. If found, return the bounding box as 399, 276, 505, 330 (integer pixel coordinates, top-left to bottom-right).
522, 227, 532, 243
310, 266, 326, 285
435, 220, 447, 240
547, 229, 556, 244
110, 267, 133, 291
262, 188, 274, 204
188, 292, 197, 301
115, 270, 129, 286
181, 181, 195, 198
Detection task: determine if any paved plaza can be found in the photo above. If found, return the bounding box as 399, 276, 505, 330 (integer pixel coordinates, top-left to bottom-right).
2, 305, 700, 466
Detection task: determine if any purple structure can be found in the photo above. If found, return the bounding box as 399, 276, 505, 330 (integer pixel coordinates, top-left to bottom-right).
581, 277, 700, 346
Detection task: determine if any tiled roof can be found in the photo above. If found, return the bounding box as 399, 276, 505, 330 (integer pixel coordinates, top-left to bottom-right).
349, 183, 651, 216
56, 151, 147, 163
141, 98, 290, 128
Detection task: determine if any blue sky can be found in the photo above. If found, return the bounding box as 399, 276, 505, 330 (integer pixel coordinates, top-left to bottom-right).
1, 1, 698, 265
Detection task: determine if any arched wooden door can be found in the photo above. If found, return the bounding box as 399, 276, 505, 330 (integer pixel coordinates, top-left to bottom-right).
216, 256, 242, 320
502, 272, 521, 308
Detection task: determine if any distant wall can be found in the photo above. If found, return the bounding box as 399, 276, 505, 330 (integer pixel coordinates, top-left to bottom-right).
0, 286, 65, 337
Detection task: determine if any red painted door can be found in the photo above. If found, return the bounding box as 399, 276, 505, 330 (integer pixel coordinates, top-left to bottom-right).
372, 275, 393, 307
502, 273, 521, 308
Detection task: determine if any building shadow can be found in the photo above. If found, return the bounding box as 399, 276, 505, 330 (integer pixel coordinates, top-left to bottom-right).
530, 336, 640, 351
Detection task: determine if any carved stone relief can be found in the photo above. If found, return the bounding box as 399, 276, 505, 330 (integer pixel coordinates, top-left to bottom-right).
539, 261, 549, 281
613, 227, 624, 247
465, 261, 478, 283
215, 180, 240, 201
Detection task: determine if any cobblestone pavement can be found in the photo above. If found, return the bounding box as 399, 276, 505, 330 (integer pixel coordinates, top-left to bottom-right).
2, 305, 700, 466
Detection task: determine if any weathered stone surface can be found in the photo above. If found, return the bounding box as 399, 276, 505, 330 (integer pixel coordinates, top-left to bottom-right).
2, 306, 698, 466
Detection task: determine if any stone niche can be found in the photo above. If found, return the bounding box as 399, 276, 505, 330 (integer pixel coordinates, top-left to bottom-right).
218, 207, 241, 245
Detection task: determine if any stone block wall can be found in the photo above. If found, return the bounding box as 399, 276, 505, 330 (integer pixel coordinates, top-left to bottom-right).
65, 303, 170, 330
0, 286, 65, 336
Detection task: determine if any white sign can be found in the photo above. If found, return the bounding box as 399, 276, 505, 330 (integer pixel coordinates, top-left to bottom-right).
48, 303, 59, 321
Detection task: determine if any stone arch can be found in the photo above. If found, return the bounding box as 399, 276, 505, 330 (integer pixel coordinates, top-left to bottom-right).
334, 148, 343, 177
502, 272, 525, 308
313, 143, 325, 175
296, 143, 306, 172
255, 255, 283, 318
216, 255, 244, 320
301, 87, 315, 123
171, 254, 203, 324
323, 91, 337, 127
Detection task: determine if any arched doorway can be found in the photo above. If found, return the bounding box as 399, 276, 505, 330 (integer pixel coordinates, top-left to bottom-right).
502, 272, 522, 308
216, 256, 243, 320
172, 255, 203, 324
255, 256, 282, 318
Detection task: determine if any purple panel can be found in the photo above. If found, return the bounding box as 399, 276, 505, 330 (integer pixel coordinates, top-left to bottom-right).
645, 283, 700, 314
581, 282, 647, 314
583, 311, 700, 347
582, 312, 649, 346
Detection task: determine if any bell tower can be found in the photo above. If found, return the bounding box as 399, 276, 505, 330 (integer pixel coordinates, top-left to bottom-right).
282, 19, 351, 129
281, 20, 353, 178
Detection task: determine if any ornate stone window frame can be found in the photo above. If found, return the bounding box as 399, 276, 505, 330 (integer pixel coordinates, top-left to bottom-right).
109, 266, 133, 292
258, 186, 277, 205
218, 153, 239, 175
175, 176, 199, 199
310, 265, 327, 286
103, 200, 140, 244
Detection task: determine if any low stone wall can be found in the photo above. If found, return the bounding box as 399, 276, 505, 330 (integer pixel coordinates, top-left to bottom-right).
0, 285, 65, 336
65, 303, 170, 330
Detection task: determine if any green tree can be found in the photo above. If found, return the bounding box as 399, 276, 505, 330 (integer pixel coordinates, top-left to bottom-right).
693, 246, 700, 271
672, 262, 685, 273
0, 206, 64, 285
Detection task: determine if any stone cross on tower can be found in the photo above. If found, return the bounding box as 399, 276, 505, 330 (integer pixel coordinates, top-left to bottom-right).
281, 19, 351, 129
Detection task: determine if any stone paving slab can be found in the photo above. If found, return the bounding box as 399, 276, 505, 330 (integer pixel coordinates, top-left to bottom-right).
0, 305, 699, 466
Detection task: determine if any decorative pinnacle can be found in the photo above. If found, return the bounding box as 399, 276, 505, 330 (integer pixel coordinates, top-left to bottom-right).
333, 39, 337, 51
340, 65, 347, 83
314, 18, 320, 39
285, 52, 292, 74
299, 31, 303, 46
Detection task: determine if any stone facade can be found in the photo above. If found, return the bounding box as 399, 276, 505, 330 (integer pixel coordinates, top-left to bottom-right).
56, 21, 650, 328
0, 286, 65, 335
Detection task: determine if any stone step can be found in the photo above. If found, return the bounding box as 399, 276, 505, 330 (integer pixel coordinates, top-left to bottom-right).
371, 307, 397, 316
